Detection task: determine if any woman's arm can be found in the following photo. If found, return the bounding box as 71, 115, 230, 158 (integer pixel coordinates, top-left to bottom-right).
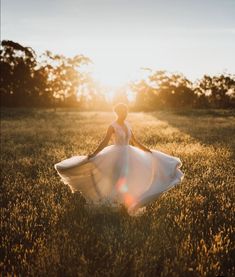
130, 130, 152, 153
88, 125, 114, 159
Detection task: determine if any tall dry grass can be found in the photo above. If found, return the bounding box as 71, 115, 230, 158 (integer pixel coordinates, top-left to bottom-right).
1, 108, 234, 276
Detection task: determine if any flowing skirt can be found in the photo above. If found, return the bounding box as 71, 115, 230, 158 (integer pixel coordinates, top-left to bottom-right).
54, 145, 184, 215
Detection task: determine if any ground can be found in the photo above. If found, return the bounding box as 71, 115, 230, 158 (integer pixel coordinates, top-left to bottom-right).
1, 108, 234, 276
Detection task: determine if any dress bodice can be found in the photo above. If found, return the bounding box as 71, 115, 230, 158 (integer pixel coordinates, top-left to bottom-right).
111, 120, 132, 145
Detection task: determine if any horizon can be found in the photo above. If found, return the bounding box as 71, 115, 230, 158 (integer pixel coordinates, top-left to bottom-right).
2, 0, 235, 88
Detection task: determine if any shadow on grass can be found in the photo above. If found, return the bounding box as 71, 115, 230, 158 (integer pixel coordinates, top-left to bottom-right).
152, 109, 235, 158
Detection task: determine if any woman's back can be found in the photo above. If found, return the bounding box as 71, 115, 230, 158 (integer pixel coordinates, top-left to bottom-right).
111, 120, 132, 145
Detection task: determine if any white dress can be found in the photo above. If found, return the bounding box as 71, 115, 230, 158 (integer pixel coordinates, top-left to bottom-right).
54, 120, 184, 215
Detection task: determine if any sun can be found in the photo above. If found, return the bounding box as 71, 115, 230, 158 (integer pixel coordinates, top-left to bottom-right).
86, 56, 147, 102
91, 60, 130, 88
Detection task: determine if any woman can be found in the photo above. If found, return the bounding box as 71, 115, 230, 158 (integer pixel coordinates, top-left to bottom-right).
54, 103, 184, 215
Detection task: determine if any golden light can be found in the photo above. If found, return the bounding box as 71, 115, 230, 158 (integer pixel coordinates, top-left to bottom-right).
86, 45, 157, 102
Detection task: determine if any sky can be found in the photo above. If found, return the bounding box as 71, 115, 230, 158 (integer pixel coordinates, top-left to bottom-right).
2, 0, 235, 87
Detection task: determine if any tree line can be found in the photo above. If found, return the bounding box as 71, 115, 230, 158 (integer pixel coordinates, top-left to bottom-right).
131, 70, 235, 110
1, 40, 234, 109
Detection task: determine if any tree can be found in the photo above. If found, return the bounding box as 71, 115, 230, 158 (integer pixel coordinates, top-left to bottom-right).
131, 70, 196, 110
195, 74, 235, 108
0, 40, 92, 108
39, 51, 91, 107
0, 40, 38, 106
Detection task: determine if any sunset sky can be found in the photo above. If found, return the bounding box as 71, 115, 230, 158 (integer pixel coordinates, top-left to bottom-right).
2, 0, 235, 87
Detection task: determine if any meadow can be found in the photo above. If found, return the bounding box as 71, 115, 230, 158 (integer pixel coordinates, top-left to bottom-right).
1, 108, 235, 276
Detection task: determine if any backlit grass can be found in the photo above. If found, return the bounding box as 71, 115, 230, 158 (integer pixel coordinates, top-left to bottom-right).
1, 108, 234, 276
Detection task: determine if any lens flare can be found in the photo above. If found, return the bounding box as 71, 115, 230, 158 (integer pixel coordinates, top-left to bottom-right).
124, 194, 135, 206
115, 177, 128, 193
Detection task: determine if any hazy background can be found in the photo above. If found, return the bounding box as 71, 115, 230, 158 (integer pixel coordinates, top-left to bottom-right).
2, 0, 235, 87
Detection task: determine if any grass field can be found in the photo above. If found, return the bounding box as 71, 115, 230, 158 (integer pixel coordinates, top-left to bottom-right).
1, 108, 235, 276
